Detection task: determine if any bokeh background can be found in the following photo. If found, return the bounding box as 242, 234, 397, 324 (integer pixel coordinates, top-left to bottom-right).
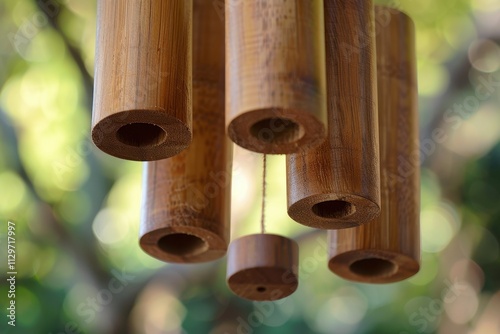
1, 0, 500, 333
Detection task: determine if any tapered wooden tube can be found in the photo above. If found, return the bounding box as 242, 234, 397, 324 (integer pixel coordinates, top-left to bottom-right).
92, 0, 192, 161
286, 0, 380, 229
225, 0, 327, 154
227, 234, 299, 301
328, 7, 420, 283
139, 0, 231, 263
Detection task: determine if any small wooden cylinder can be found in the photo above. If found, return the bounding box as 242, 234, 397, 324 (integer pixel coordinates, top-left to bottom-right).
139, 0, 231, 263
225, 0, 327, 154
286, 0, 380, 229
227, 234, 299, 301
328, 7, 420, 283
92, 0, 192, 161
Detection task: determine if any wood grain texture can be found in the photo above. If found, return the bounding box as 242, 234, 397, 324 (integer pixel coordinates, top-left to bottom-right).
139, 0, 231, 263
286, 0, 380, 229
328, 6, 420, 283
227, 234, 298, 301
92, 0, 192, 161
225, 0, 327, 154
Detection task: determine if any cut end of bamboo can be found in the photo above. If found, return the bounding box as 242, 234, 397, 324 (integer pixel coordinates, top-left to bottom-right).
287, 194, 380, 229
324, 6, 420, 284
92, 111, 191, 161
225, 0, 327, 155
226, 234, 298, 301
227, 110, 326, 154
328, 250, 420, 284
140, 226, 227, 263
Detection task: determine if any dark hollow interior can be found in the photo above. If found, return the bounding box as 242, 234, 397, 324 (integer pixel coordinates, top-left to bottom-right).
116, 123, 167, 148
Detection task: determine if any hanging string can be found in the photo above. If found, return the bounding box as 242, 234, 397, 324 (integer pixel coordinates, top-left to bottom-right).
260, 154, 267, 234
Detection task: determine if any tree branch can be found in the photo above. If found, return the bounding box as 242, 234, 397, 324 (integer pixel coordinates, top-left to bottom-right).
0, 109, 110, 287
34, 0, 94, 107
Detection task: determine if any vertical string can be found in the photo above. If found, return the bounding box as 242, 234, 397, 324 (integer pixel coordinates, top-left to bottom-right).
260, 154, 267, 234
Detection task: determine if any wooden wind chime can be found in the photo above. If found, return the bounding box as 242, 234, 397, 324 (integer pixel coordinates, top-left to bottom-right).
91, 0, 420, 302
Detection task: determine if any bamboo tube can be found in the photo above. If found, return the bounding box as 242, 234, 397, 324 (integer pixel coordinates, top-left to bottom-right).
286, 0, 380, 229
139, 0, 231, 263
225, 0, 327, 154
227, 234, 299, 301
328, 7, 420, 283
92, 0, 192, 161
